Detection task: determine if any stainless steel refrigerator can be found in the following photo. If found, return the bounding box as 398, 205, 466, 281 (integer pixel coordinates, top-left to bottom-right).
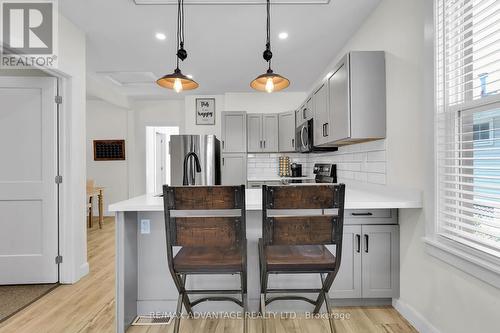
169, 135, 221, 186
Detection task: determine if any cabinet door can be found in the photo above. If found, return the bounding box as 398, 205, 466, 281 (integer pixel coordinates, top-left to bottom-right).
247, 114, 262, 152
221, 153, 247, 185
313, 83, 329, 146
330, 225, 362, 298
329, 59, 350, 142
221, 112, 247, 153
305, 97, 313, 121
361, 225, 399, 298
279, 111, 296, 152
262, 114, 278, 152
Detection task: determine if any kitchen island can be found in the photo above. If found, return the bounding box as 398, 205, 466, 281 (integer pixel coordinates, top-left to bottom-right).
110, 183, 422, 333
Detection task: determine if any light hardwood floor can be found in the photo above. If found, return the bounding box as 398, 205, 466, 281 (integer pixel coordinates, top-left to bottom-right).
0, 218, 417, 333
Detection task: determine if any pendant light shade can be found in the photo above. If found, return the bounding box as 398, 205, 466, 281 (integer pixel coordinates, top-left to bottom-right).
157, 68, 199, 92
250, 69, 290, 93
250, 0, 290, 93
156, 0, 198, 92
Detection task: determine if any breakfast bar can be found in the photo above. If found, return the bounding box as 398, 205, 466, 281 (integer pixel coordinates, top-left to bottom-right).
110, 183, 422, 333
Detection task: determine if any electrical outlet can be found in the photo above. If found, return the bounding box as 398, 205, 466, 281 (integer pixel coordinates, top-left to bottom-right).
140, 219, 150, 234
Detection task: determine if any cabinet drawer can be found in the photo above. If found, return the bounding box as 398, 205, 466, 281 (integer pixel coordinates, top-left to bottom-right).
344, 209, 397, 225
248, 181, 265, 188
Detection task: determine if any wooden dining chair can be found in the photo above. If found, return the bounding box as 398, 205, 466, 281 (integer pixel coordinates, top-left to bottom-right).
162, 185, 248, 333
259, 184, 346, 333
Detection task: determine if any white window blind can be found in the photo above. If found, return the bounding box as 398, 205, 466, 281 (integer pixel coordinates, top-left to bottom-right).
435, 0, 500, 257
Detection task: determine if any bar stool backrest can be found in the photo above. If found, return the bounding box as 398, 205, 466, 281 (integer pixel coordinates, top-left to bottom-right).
163, 185, 246, 248
262, 184, 346, 246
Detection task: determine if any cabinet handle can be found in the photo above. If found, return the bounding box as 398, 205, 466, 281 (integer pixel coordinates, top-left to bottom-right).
263, 140, 266, 148
322, 123, 327, 137
260, 140, 262, 148
303, 108, 307, 119
222, 158, 225, 166
364, 234, 369, 253
351, 212, 373, 216
356, 234, 361, 253
324, 123, 329, 137
222, 141, 225, 149
291, 138, 294, 147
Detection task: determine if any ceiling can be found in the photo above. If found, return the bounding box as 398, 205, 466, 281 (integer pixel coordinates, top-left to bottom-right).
60, 0, 380, 99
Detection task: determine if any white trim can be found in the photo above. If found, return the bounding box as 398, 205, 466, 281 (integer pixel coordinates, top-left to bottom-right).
424, 237, 500, 289
78, 262, 89, 278
392, 299, 441, 333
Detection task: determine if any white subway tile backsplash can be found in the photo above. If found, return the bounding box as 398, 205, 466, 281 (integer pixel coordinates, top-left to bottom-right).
247, 140, 387, 185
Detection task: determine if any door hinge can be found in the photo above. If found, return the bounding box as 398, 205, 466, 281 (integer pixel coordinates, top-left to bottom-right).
55, 175, 63, 184
55, 255, 63, 264
55, 95, 62, 104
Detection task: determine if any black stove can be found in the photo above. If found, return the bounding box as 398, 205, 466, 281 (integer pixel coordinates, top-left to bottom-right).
313, 163, 337, 183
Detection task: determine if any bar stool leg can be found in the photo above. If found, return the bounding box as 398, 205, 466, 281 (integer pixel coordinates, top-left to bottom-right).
319, 273, 336, 333
173, 288, 184, 333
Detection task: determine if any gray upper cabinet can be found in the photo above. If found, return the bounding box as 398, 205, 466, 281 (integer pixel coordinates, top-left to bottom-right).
328, 51, 386, 144
262, 114, 278, 152
221, 111, 247, 153
221, 153, 247, 185
313, 83, 329, 146
278, 111, 296, 152
247, 114, 262, 153
296, 98, 312, 127
247, 114, 278, 153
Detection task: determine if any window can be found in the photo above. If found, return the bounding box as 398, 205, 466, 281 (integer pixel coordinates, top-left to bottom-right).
435, 0, 500, 258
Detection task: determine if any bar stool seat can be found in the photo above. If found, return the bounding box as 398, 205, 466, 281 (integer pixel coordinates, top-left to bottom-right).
174, 246, 244, 273
264, 245, 336, 272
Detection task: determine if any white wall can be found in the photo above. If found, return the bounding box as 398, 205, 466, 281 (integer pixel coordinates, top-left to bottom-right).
57, 15, 88, 282
130, 99, 184, 196
330, 1, 500, 332
86, 99, 129, 216
183, 92, 307, 138
184, 95, 225, 137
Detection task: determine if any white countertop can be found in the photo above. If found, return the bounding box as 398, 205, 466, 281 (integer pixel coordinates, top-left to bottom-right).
109, 182, 422, 212
247, 176, 316, 182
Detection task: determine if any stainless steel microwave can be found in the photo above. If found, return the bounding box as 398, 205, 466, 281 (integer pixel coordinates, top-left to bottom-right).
295, 119, 338, 153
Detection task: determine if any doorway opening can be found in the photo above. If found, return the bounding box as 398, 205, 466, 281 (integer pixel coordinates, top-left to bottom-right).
146, 126, 179, 194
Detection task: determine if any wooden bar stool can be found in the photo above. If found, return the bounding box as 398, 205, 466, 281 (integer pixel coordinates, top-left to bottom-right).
162, 185, 248, 333
259, 184, 346, 333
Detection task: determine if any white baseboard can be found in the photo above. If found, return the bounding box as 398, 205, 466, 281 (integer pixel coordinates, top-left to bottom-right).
78, 262, 89, 279
393, 299, 440, 333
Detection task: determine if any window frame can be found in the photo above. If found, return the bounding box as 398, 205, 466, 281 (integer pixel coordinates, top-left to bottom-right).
424, 0, 500, 289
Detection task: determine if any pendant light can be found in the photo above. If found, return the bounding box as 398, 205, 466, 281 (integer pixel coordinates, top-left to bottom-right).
156, 0, 198, 92
250, 0, 290, 93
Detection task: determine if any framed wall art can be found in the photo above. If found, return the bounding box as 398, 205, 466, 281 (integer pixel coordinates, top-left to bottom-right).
196, 98, 216, 125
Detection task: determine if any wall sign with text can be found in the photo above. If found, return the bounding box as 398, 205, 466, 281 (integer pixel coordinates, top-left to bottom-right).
196, 98, 215, 125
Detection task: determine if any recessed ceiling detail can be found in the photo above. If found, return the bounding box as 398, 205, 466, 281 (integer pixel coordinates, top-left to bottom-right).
98, 71, 158, 86
134, 0, 330, 5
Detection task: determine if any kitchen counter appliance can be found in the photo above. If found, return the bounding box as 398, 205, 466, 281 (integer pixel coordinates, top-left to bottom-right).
295, 119, 338, 153
290, 163, 302, 177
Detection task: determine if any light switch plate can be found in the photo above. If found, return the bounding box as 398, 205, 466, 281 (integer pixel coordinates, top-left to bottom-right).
140, 219, 150, 234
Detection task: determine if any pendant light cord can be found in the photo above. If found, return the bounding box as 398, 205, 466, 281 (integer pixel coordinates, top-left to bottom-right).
266, 0, 272, 70
176, 0, 185, 69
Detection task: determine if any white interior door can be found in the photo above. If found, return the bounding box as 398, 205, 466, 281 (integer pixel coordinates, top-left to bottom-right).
0, 77, 59, 284
155, 132, 166, 194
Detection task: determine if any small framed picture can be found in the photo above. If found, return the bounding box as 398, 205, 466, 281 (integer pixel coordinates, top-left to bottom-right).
196, 98, 216, 125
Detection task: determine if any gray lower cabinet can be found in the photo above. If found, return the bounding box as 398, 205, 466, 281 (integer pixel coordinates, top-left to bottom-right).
330, 225, 362, 298
331, 210, 399, 299
361, 224, 399, 298
221, 111, 247, 153
278, 111, 296, 152
221, 153, 247, 185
